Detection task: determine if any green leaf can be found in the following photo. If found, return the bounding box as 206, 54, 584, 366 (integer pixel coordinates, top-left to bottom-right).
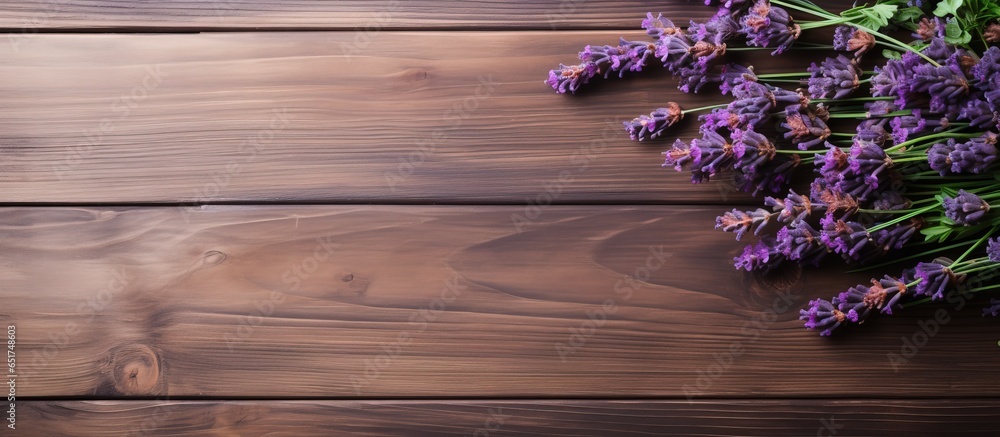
943, 18, 972, 44
895, 6, 925, 23
882, 49, 902, 59
843, 3, 898, 31
933, 0, 963, 17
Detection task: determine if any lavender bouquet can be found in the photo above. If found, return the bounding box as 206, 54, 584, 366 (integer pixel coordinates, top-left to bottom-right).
546, 0, 1000, 335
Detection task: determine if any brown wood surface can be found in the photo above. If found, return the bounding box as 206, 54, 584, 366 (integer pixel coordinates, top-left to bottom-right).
2, 0, 995, 434
0, 1, 713, 31
0, 30, 808, 204
3, 206, 999, 398
16, 399, 1000, 436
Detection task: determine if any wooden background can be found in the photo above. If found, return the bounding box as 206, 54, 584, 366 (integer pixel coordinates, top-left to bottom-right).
2, 1, 999, 435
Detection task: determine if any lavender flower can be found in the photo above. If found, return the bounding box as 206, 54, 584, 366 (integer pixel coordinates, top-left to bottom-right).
989, 237, 1000, 263
663, 138, 702, 171
871, 53, 920, 107
775, 220, 827, 266
807, 55, 861, 99
838, 141, 891, 201
694, 129, 736, 177
889, 110, 949, 144
960, 98, 1000, 129
914, 260, 961, 300
971, 47, 1000, 111
580, 38, 658, 78
985, 299, 1000, 317
910, 57, 970, 113
688, 11, 739, 45
943, 190, 991, 225
838, 275, 909, 321
800, 298, 846, 336
927, 140, 957, 175
733, 237, 785, 272
716, 208, 774, 240
642, 13, 676, 40
914, 17, 944, 41
782, 106, 831, 150
833, 25, 874, 57
855, 119, 890, 145
546, 62, 598, 94
740, 0, 800, 55
654, 26, 696, 72
624, 103, 685, 141
732, 154, 799, 195
819, 216, 872, 262
948, 133, 999, 174
866, 100, 896, 117
718, 63, 758, 95
732, 127, 776, 173
728, 80, 777, 127
766, 189, 815, 223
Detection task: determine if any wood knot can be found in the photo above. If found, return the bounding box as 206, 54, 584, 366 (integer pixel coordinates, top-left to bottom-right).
203, 250, 227, 267
342, 274, 354, 282
100, 344, 165, 396
741, 263, 802, 309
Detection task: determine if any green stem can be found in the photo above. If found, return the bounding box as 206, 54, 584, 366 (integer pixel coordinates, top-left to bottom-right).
953, 226, 999, 265
681, 103, 729, 115
846, 240, 977, 273
884, 127, 970, 153
904, 282, 1000, 308
868, 204, 938, 232
770, 0, 941, 67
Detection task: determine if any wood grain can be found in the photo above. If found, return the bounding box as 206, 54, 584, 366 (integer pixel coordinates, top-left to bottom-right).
17, 399, 1000, 436
4, 206, 1000, 398
0, 30, 828, 204
0, 1, 715, 31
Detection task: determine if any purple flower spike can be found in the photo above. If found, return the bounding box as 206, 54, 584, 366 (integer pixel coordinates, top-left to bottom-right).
654, 27, 696, 73
800, 298, 846, 336
775, 220, 827, 266
728, 80, 777, 128
642, 13, 675, 40
732, 127, 776, 173
581, 38, 660, 79
889, 110, 949, 145
914, 260, 962, 301
807, 55, 861, 99
782, 107, 831, 150
663, 139, 702, 172
910, 57, 970, 113
960, 98, 1000, 129
948, 133, 999, 174
871, 53, 920, 107
985, 299, 1000, 317
988, 237, 1000, 263
927, 141, 956, 176
718, 63, 758, 95
855, 119, 890, 145
943, 190, 991, 225
716, 208, 774, 240
819, 216, 872, 262
838, 275, 909, 321
546, 62, 598, 94
740, 0, 801, 55
736, 237, 788, 273
833, 25, 874, 58
694, 129, 736, 177
624, 103, 685, 141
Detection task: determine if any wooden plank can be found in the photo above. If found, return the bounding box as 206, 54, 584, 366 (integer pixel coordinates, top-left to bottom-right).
0, 1, 715, 31
15, 399, 1000, 436
0, 31, 777, 204
3, 206, 1000, 398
